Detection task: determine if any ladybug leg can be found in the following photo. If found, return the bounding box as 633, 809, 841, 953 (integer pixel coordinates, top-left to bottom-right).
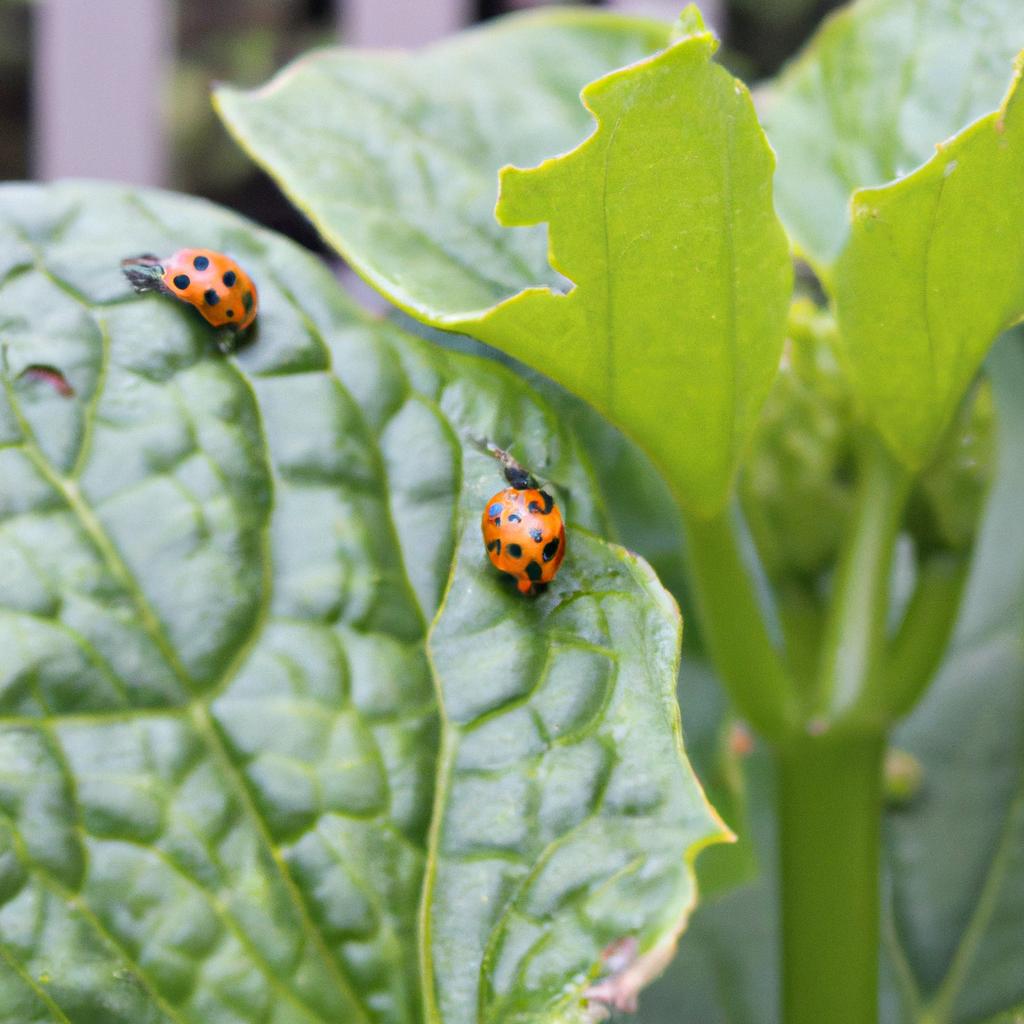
216, 324, 256, 355
516, 578, 535, 596
215, 329, 238, 355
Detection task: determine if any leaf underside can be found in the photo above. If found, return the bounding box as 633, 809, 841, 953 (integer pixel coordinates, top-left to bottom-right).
763, 0, 1024, 273
215, 10, 672, 322
834, 56, 1024, 468
0, 182, 725, 1024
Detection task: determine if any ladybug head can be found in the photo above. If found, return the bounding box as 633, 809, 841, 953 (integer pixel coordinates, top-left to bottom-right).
471, 438, 539, 490
121, 254, 166, 293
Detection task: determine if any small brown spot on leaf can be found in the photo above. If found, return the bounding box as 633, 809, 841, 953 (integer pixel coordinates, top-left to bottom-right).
18, 364, 75, 397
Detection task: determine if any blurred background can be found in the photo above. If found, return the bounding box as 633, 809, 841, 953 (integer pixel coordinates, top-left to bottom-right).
0, 0, 844, 251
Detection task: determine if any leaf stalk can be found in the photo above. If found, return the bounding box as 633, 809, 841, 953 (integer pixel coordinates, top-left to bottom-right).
815, 433, 912, 722
682, 504, 800, 741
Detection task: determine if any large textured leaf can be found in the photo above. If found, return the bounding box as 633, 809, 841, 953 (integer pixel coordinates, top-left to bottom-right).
216, 12, 793, 518
384, 319, 759, 901
215, 9, 670, 320
0, 182, 725, 1024
638, 332, 1024, 1024
833, 60, 1024, 468
763, 0, 1024, 272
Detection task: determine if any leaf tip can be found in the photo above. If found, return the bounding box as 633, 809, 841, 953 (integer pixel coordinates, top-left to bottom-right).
669, 4, 709, 43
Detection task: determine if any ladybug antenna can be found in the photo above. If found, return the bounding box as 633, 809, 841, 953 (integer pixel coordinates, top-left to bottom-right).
467, 436, 541, 489
121, 254, 166, 294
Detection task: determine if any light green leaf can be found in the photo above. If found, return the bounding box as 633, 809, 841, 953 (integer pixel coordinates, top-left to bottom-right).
216, 12, 793, 517
474, 30, 792, 517
215, 10, 671, 321
833, 60, 1024, 468
763, 0, 1024, 272
0, 182, 725, 1024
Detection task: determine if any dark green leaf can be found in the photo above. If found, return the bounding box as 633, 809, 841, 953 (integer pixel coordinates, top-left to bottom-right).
0, 182, 724, 1024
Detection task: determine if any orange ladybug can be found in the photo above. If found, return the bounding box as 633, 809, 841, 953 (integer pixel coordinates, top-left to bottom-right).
121, 249, 258, 343
480, 445, 566, 595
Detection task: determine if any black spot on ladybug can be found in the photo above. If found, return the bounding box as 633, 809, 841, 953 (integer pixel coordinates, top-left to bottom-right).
526, 560, 543, 582
226, 309, 235, 318
487, 539, 501, 555
543, 537, 560, 562
193, 255, 210, 271
204, 289, 220, 306
529, 528, 543, 543
509, 513, 522, 524
488, 503, 503, 518
223, 270, 237, 287
173, 274, 190, 290
242, 291, 254, 312
507, 543, 523, 559
529, 491, 554, 514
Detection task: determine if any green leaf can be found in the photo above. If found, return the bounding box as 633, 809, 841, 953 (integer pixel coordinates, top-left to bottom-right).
763, 0, 1024, 272
833, 59, 1024, 468
215, 10, 671, 320
216, 12, 793, 518
0, 182, 725, 1024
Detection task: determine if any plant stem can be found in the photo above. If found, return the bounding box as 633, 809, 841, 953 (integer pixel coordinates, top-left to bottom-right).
776, 733, 886, 1024
683, 505, 799, 742
816, 434, 911, 720
773, 435, 910, 1023
866, 552, 969, 724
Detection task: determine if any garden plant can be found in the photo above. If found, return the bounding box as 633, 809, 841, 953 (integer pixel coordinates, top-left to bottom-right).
0, 1, 1022, 1023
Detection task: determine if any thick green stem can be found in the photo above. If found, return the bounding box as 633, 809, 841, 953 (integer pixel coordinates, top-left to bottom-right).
817, 435, 911, 720
683, 505, 799, 742
777, 734, 886, 1024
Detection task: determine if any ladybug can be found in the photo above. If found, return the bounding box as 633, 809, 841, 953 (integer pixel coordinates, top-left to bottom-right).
121, 249, 258, 347
480, 445, 566, 595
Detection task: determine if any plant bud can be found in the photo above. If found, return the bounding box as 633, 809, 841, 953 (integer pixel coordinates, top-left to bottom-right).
740, 299, 854, 579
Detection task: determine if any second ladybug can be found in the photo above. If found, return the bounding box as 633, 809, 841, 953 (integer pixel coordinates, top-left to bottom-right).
480, 445, 566, 595
122, 248, 258, 348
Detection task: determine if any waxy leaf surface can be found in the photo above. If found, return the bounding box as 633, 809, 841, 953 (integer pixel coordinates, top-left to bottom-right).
764, 0, 1024, 272
217, 12, 794, 517
834, 62, 1024, 467
0, 182, 724, 1024
215, 10, 671, 321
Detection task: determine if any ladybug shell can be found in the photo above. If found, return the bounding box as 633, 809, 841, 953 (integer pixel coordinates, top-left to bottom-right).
160, 249, 258, 330
481, 487, 565, 594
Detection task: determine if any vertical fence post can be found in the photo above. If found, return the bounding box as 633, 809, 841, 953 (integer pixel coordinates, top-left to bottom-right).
335, 0, 472, 48
33, 0, 170, 185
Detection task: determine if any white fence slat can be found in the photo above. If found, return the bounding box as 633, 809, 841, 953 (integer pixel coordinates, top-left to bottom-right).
336, 0, 472, 48
33, 0, 169, 186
